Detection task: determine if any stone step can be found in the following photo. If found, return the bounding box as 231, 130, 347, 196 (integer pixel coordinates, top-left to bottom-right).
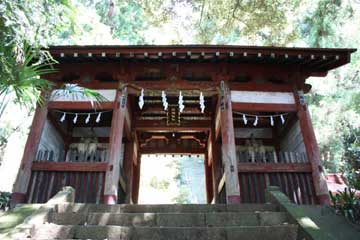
51, 211, 289, 227
31, 224, 298, 240
56, 203, 279, 214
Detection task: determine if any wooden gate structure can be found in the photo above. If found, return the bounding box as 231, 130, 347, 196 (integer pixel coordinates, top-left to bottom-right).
11, 45, 355, 205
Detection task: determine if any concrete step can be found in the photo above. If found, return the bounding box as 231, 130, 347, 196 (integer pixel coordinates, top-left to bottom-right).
55, 203, 279, 214
31, 224, 298, 240
51, 211, 288, 227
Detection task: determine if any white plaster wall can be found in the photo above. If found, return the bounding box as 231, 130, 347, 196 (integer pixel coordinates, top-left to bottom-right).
50, 89, 116, 102
37, 120, 65, 161
231, 91, 295, 104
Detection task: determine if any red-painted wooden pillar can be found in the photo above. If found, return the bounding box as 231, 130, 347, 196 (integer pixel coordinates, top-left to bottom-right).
294, 88, 330, 205
212, 139, 222, 203
11, 100, 49, 205
123, 139, 135, 203
132, 151, 141, 203
204, 153, 214, 203
104, 88, 127, 204
219, 81, 241, 203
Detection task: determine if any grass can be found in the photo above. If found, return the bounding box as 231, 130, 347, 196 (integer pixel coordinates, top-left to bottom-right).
0, 204, 41, 237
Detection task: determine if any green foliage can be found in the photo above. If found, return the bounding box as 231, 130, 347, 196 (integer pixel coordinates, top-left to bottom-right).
299, 0, 353, 47
0, 0, 73, 114
172, 188, 190, 204
0, 44, 56, 112
0, 192, 11, 211
52, 84, 109, 108
329, 188, 360, 223
149, 177, 170, 190
80, 0, 148, 44
193, 0, 299, 45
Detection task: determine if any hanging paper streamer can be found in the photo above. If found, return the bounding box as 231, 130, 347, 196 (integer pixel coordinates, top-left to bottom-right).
178, 91, 185, 113
73, 113, 78, 124
96, 112, 102, 123
85, 113, 90, 124
138, 88, 144, 109
199, 92, 205, 113
270, 116, 274, 126
280, 114, 285, 125
161, 90, 168, 111
60, 112, 66, 122
242, 114, 248, 125
253, 116, 258, 126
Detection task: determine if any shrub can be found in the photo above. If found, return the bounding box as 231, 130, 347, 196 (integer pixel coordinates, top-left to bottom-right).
0, 191, 11, 211
329, 188, 360, 224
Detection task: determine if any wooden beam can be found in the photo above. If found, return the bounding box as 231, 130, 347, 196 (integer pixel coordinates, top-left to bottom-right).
31, 162, 108, 172
237, 163, 312, 173
232, 102, 297, 112
134, 120, 211, 132
219, 81, 241, 203
140, 147, 205, 155
48, 101, 114, 110
126, 81, 218, 95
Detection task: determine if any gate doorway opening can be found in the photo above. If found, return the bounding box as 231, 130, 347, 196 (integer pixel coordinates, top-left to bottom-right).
138, 154, 206, 204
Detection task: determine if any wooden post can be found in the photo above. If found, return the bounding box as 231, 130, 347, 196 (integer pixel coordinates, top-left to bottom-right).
212, 140, 222, 203
11, 101, 49, 204
104, 88, 127, 204
294, 88, 330, 205
219, 81, 241, 203
204, 153, 214, 203
132, 152, 141, 203
123, 140, 135, 203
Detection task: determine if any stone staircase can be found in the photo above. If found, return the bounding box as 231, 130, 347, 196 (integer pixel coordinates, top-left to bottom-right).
29, 203, 298, 239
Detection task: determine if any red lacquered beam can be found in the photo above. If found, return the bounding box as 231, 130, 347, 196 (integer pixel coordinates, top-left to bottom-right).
237, 163, 312, 173
32, 162, 108, 172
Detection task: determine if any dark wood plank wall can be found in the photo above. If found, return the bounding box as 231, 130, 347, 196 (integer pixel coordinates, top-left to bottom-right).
238, 172, 316, 204
26, 170, 105, 203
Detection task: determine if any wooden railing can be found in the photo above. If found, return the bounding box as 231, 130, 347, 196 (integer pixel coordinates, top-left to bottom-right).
236, 150, 308, 164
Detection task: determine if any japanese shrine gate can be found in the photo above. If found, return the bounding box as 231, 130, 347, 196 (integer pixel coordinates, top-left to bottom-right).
11, 45, 355, 206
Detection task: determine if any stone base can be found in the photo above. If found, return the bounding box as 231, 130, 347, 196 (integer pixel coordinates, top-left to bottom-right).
104, 194, 117, 204
227, 195, 241, 204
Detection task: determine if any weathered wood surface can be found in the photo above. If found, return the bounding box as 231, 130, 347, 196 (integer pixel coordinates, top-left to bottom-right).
295, 89, 330, 205
232, 102, 297, 112
220, 82, 241, 203
12, 102, 49, 204
280, 120, 307, 154
238, 172, 316, 204
104, 89, 127, 204
31, 162, 108, 172
26, 171, 105, 203
237, 163, 312, 173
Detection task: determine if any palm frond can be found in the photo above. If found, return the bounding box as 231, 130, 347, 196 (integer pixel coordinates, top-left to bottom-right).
0, 42, 57, 112
52, 84, 109, 109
